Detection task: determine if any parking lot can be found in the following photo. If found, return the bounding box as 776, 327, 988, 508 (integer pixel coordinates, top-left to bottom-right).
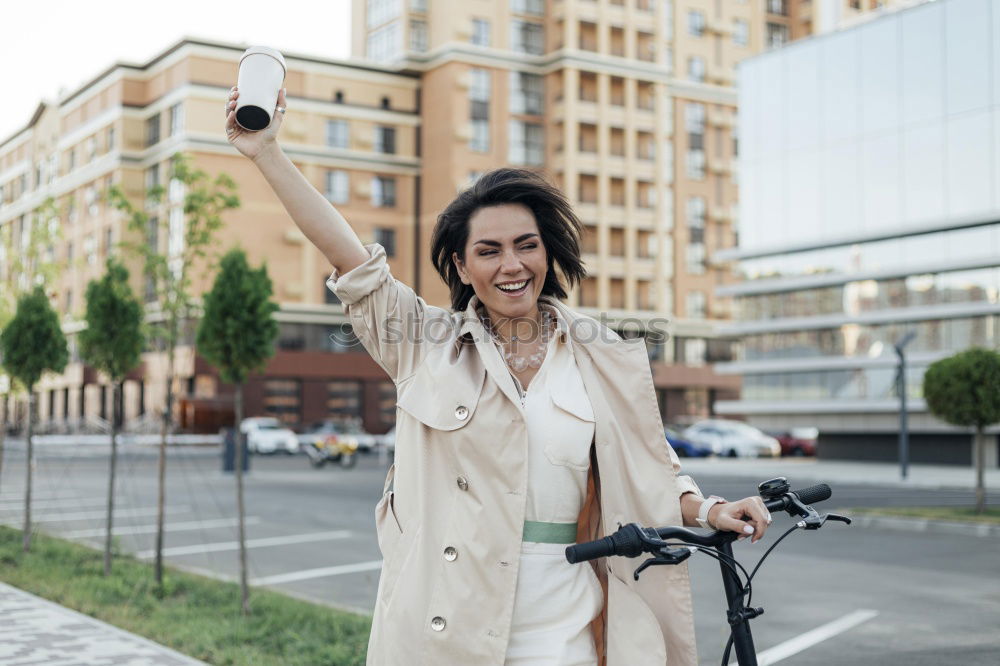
1, 443, 998, 664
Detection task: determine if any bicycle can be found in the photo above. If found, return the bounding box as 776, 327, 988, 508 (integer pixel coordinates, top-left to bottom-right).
566, 478, 850, 666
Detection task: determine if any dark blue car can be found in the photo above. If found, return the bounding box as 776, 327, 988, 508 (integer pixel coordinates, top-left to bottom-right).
665, 427, 713, 458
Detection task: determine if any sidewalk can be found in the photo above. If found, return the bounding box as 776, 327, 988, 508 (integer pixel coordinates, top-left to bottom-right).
678, 457, 1000, 491
0, 582, 206, 666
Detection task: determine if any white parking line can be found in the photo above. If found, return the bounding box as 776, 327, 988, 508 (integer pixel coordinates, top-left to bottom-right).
0, 497, 108, 511
734, 609, 880, 666
62, 516, 261, 539
0, 506, 190, 523
251, 560, 383, 586
134, 530, 354, 559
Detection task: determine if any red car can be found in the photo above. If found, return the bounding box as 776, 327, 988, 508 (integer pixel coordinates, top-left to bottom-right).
774, 427, 818, 457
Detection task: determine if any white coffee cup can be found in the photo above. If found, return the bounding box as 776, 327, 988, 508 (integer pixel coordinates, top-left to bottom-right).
235, 46, 287, 131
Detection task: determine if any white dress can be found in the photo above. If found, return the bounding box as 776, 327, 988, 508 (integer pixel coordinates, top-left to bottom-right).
499, 319, 604, 666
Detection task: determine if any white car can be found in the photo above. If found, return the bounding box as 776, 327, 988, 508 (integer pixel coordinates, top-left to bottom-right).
241, 417, 300, 455
682, 420, 781, 458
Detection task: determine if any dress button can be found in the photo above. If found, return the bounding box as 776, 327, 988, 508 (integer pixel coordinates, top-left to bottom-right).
455, 405, 469, 420
431, 616, 446, 631
456, 476, 469, 491
443, 546, 458, 561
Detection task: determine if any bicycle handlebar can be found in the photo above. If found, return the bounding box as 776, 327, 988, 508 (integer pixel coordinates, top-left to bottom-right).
565, 482, 833, 564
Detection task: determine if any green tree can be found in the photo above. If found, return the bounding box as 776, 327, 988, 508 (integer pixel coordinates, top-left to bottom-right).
923, 347, 1000, 514
0, 197, 62, 495
79, 259, 145, 575
108, 152, 238, 586
196, 248, 279, 615
0, 287, 69, 551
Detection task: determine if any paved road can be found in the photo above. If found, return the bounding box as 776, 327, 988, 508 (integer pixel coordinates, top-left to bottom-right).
1, 445, 998, 665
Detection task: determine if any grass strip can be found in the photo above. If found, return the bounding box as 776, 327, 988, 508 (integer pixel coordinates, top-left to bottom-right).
0, 525, 371, 665
850, 506, 1000, 525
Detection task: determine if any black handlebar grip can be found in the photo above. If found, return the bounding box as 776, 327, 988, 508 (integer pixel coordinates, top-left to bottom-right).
794, 483, 832, 505
565, 536, 615, 564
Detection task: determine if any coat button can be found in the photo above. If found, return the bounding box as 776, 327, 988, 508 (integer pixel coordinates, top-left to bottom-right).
456, 476, 469, 491
431, 616, 446, 631
455, 405, 469, 420
443, 546, 458, 561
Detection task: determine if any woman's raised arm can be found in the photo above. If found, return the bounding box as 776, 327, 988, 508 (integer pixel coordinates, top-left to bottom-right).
225, 87, 370, 274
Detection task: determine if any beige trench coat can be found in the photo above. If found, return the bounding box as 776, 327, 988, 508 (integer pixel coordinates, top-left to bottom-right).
328, 244, 704, 666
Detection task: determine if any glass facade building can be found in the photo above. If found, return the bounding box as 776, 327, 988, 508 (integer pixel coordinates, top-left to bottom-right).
716, 0, 1000, 464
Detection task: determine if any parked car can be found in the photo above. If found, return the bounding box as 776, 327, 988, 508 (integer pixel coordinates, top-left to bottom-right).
682, 420, 781, 458
240, 417, 300, 455
297, 419, 377, 452
772, 427, 819, 457
378, 426, 396, 457
664, 427, 713, 458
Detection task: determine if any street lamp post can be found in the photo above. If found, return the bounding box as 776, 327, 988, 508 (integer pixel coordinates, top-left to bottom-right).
894, 331, 917, 481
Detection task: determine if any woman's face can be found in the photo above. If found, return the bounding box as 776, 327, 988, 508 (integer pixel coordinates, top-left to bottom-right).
452, 203, 548, 322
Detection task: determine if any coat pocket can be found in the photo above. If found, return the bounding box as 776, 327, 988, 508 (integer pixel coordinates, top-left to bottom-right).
544, 388, 597, 472
606, 572, 667, 665
375, 490, 402, 559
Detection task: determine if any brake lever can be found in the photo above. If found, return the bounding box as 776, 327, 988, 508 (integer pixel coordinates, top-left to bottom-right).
634, 546, 694, 580
797, 512, 852, 530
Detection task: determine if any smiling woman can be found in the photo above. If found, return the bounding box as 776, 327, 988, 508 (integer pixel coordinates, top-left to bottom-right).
228, 87, 773, 663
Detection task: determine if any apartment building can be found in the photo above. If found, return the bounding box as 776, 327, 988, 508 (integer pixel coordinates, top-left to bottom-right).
716, 0, 1000, 465
0, 39, 418, 433
0, 0, 796, 434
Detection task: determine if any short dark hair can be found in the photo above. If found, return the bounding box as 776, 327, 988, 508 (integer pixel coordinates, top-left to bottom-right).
430, 168, 587, 311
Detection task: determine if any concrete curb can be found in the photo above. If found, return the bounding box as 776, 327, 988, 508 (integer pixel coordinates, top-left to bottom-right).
846, 512, 1000, 538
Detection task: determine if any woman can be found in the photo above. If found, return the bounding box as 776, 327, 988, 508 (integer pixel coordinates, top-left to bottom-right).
225, 88, 770, 666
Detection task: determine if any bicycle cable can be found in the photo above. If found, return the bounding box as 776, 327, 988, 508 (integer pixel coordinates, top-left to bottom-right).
743, 523, 800, 607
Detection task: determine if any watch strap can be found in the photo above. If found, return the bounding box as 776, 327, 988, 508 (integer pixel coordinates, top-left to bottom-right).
697, 495, 727, 530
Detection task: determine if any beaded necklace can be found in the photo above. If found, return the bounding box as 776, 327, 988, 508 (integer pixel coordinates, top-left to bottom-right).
480, 305, 556, 373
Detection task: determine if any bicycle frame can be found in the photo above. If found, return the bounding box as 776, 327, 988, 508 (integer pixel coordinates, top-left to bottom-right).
717, 539, 758, 666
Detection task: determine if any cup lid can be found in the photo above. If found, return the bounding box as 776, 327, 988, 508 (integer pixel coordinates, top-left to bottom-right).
240, 46, 287, 76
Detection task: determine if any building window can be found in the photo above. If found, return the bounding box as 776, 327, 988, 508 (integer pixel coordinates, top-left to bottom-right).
688, 11, 705, 37
326, 380, 362, 419
107, 126, 116, 151
733, 19, 748, 47
686, 292, 707, 319
686, 103, 706, 180
377, 381, 397, 427
686, 197, 706, 241
68, 149, 76, 172
326, 170, 349, 204
409, 19, 428, 51
686, 241, 706, 275
687, 149, 706, 179
326, 119, 349, 148
509, 71, 544, 115
367, 22, 401, 62
766, 22, 789, 49
146, 114, 160, 147
374, 227, 396, 256
687, 56, 705, 83
767, 0, 787, 15
410, 0, 426, 11
470, 69, 491, 152
510, 20, 544, 55
472, 18, 491, 46
263, 378, 301, 426
510, 0, 544, 16
375, 126, 397, 154
169, 103, 183, 137
367, 0, 401, 28
372, 176, 397, 207
508, 120, 544, 165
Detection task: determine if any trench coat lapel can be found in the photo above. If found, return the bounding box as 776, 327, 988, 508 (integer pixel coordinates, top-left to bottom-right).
459, 296, 525, 412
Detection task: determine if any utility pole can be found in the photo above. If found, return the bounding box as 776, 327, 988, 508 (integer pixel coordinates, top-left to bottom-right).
894, 331, 917, 481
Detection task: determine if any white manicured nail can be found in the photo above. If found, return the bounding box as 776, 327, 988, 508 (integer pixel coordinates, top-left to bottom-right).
743, 525, 755, 534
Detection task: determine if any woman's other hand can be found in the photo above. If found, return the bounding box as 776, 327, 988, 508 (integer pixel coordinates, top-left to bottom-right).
224, 86, 286, 161
709, 496, 771, 543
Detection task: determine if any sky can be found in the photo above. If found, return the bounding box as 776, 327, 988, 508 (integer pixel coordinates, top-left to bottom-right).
0, 0, 353, 143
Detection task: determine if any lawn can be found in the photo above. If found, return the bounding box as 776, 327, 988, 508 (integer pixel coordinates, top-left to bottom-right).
851, 506, 1000, 524
0, 526, 371, 665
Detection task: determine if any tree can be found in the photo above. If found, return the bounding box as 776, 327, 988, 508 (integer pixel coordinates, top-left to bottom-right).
79, 259, 144, 575
108, 152, 239, 586
196, 249, 279, 615
923, 347, 1000, 514
0, 197, 62, 495
0, 287, 69, 551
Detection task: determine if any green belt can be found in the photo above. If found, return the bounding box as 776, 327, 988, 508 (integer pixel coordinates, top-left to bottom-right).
522, 520, 578, 544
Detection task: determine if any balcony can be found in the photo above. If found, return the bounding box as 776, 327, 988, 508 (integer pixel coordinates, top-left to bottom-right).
708, 110, 735, 129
